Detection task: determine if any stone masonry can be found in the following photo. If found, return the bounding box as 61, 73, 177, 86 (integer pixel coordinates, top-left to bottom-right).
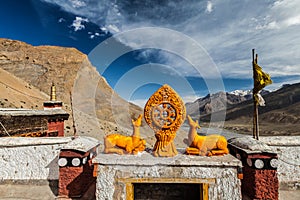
93, 151, 242, 200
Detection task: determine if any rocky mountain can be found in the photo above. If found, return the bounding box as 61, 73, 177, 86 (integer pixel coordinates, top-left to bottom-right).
0, 38, 156, 144
0, 38, 194, 148
0, 68, 49, 109
186, 89, 271, 118
3, 38, 297, 144
187, 83, 300, 136
186, 91, 251, 118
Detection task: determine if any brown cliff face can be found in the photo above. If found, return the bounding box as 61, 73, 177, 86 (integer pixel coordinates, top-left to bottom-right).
0, 67, 48, 109
0, 39, 86, 104
0, 38, 146, 141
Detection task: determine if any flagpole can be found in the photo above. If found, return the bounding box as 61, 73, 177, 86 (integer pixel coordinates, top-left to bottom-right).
252, 49, 256, 139
252, 49, 260, 140
252, 49, 272, 140
255, 54, 260, 140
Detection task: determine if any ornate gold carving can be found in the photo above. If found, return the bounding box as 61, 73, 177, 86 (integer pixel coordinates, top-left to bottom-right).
185, 115, 229, 156
104, 114, 146, 155
16, 131, 48, 137
144, 84, 186, 157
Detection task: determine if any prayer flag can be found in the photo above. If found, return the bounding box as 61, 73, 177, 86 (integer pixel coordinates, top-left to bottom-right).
253, 61, 272, 94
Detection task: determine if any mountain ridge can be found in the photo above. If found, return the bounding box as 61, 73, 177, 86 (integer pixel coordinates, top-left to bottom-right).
1, 38, 299, 140
186, 83, 300, 136
0, 38, 153, 143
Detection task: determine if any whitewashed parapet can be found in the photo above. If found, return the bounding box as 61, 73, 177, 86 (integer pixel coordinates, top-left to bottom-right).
0, 136, 100, 181
260, 136, 300, 189
0, 137, 72, 181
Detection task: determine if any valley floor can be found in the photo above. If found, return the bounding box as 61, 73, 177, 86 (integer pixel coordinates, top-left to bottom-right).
223, 122, 300, 136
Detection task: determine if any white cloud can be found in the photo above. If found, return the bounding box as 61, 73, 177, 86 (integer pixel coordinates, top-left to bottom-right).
284, 15, 300, 26
40, 0, 114, 28
107, 24, 120, 33
129, 99, 147, 108
71, 16, 88, 31
267, 78, 300, 91
255, 20, 279, 30
88, 32, 101, 39
58, 18, 65, 23
254, 0, 300, 30
100, 26, 108, 33
41, 0, 300, 80
69, 0, 86, 8
205, 1, 213, 13
182, 95, 199, 104
130, 88, 200, 108
130, 94, 199, 108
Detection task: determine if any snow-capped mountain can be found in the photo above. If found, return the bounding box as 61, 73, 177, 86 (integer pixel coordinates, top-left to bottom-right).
186, 89, 272, 118
228, 89, 252, 97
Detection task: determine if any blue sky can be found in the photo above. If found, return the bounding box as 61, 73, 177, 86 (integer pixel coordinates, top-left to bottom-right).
1, 0, 300, 107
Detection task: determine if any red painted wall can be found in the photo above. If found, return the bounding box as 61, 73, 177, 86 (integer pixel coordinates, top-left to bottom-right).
228, 143, 279, 200
242, 166, 278, 199
47, 120, 64, 136
58, 150, 96, 198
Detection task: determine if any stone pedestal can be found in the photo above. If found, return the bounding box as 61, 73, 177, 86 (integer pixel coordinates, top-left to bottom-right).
242, 164, 278, 199
58, 137, 100, 198
228, 137, 279, 200
93, 151, 242, 200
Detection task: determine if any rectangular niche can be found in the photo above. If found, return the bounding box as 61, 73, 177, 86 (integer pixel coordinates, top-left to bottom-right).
134, 183, 204, 200
118, 178, 213, 200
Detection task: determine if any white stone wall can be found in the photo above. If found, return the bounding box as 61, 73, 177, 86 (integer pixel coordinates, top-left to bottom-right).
96, 165, 241, 200
94, 153, 242, 200
275, 146, 300, 185
0, 137, 71, 180
261, 136, 300, 189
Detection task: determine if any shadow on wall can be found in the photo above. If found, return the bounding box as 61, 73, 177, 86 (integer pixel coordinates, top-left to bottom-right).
66, 162, 96, 199
46, 155, 59, 196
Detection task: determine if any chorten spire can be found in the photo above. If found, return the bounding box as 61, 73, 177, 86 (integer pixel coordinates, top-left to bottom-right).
44, 82, 62, 110
50, 82, 57, 101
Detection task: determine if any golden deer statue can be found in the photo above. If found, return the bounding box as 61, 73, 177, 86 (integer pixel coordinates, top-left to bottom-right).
104, 114, 146, 155
185, 115, 229, 156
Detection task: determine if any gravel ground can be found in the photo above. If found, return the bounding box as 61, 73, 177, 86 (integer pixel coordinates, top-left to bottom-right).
279, 190, 300, 200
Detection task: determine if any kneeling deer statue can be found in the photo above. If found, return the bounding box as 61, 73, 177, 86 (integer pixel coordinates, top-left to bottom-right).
185, 115, 229, 156
104, 114, 146, 155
